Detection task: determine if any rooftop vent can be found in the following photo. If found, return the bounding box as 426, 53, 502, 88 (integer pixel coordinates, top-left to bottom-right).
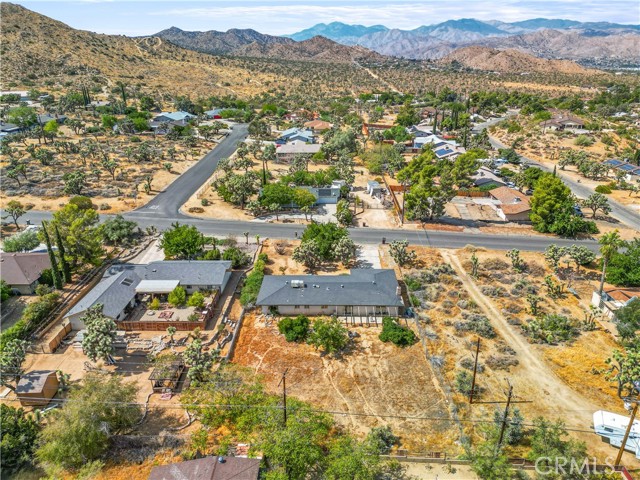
218, 456, 226, 464
340, 285, 344, 288
291, 280, 305, 288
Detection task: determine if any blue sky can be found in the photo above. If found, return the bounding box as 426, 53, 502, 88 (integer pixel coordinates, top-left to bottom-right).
13, 0, 640, 36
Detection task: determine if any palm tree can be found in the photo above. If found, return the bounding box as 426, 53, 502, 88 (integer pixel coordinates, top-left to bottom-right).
597, 230, 623, 296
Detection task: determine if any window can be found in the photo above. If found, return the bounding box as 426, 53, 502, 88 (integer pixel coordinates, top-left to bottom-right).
320, 305, 328, 309
186, 285, 192, 289
294, 305, 300, 309
304, 305, 310, 309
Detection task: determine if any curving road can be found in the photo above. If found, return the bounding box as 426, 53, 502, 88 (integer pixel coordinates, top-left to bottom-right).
4, 120, 609, 253
130, 123, 249, 218
488, 136, 640, 231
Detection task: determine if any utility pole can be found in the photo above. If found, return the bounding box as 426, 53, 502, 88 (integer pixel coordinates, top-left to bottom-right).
469, 337, 481, 404
497, 382, 514, 450
615, 398, 639, 467
278, 368, 289, 427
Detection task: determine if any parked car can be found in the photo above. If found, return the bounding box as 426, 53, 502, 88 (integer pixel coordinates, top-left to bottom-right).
573, 205, 584, 217
525, 189, 534, 196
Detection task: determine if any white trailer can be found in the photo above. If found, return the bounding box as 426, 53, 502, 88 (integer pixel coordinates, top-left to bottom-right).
593, 410, 640, 459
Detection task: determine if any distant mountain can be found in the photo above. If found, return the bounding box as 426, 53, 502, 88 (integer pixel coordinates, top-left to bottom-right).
233, 35, 386, 63
441, 46, 596, 75
155, 26, 293, 55
154, 25, 386, 63
285, 22, 388, 42
286, 18, 640, 66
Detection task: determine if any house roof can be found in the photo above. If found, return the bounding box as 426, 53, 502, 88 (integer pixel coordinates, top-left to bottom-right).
256, 269, 404, 307
155, 111, 195, 122
16, 370, 57, 394
66, 261, 231, 319
0, 252, 51, 286
490, 187, 531, 215
148, 456, 261, 480
604, 287, 640, 304
277, 143, 321, 155
136, 279, 180, 294
304, 120, 333, 130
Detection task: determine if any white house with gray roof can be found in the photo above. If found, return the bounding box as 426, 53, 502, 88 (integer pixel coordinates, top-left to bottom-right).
256, 269, 404, 318
65, 261, 232, 330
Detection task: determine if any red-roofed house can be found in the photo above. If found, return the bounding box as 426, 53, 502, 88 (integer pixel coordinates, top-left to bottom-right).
592, 287, 640, 320
489, 187, 531, 222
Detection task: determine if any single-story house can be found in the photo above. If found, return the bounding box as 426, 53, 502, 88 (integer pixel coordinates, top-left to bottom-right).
256, 269, 405, 317
37, 113, 67, 125
300, 184, 341, 205
593, 410, 640, 460
366, 180, 383, 196
603, 159, 640, 183
65, 261, 232, 330
434, 146, 460, 160
0, 121, 22, 137
304, 119, 333, 132
148, 456, 261, 480
540, 111, 585, 131
277, 128, 315, 144
275, 142, 322, 163
0, 252, 51, 294
489, 186, 531, 222
16, 370, 59, 407
204, 108, 224, 119
472, 167, 506, 189
153, 111, 196, 124
592, 287, 640, 320
0, 90, 30, 102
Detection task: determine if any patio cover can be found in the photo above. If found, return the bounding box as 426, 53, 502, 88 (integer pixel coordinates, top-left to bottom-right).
135, 279, 179, 294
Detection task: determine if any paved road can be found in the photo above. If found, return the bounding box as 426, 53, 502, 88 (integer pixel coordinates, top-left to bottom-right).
130, 123, 249, 218
13, 209, 598, 252
489, 136, 640, 231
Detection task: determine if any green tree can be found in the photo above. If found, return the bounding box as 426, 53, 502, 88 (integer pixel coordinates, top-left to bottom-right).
530, 174, 571, 233
527, 417, 587, 477
49, 202, 102, 267
292, 188, 316, 214
41, 221, 63, 289
606, 238, 640, 287
566, 244, 595, 273
183, 338, 214, 383
614, 300, 640, 341
54, 225, 72, 284
7, 106, 37, 129
187, 291, 205, 309
62, 171, 86, 195
388, 240, 416, 267
36, 373, 140, 470
300, 222, 348, 262
333, 236, 357, 266
168, 286, 187, 307
160, 223, 205, 259
3, 200, 25, 229
464, 421, 514, 480
607, 337, 640, 398
0, 340, 27, 392
278, 315, 310, 342
292, 239, 322, 270
43, 119, 59, 139
1, 404, 40, 473
335, 199, 353, 227
308, 317, 349, 356
582, 192, 611, 218
98, 215, 137, 245
81, 305, 116, 363
598, 230, 623, 295
261, 183, 293, 207
2, 229, 39, 252
544, 244, 567, 274
0, 280, 11, 303
396, 102, 420, 127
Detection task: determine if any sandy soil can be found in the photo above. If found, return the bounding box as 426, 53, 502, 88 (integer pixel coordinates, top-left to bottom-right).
231, 311, 459, 453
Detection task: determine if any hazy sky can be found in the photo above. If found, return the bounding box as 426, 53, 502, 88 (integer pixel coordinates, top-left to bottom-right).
13, 0, 640, 36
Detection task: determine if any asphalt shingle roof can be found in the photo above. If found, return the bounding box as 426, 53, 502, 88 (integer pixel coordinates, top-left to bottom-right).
256, 269, 404, 307
0, 253, 51, 286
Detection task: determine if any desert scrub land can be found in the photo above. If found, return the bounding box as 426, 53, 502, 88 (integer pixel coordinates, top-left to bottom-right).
0, 120, 217, 212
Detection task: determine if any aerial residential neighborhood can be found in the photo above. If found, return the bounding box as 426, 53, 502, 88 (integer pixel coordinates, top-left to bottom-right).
0, 1, 639, 479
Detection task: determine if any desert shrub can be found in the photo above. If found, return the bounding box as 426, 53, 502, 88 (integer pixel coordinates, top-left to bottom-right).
481, 285, 509, 298
404, 276, 422, 292
201, 199, 210, 206
187, 291, 205, 309
278, 315, 310, 342
366, 426, 399, 454
460, 357, 485, 373
523, 314, 578, 344
222, 247, 250, 268
483, 258, 509, 271
379, 317, 417, 347
454, 370, 479, 396
410, 294, 421, 307
595, 185, 612, 194
496, 343, 516, 355
574, 135, 594, 146
454, 314, 496, 339
240, 257, 266, 306
486, 355, 519, 371
168, 286, 187, 307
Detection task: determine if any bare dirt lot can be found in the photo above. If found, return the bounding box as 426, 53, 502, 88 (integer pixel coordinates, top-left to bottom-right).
232, 311, 459, 453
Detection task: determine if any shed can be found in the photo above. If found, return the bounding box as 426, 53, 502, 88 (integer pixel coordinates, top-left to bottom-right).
366, 181, 383, 196
149, 360, 185, 393
16, 370, 59, 406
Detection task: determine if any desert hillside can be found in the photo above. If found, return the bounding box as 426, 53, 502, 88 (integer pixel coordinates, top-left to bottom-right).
441, 45, 601, 74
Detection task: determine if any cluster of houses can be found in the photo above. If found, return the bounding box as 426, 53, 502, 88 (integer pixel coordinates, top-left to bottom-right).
273, 120, 333, 163
603, 159, 640, 183
0, 113, 67, 139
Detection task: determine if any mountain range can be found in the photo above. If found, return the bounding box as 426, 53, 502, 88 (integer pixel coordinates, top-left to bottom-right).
282, 19, 640, 66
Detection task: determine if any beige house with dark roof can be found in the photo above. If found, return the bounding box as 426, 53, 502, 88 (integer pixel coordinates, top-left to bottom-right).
0, 252, 51, 294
